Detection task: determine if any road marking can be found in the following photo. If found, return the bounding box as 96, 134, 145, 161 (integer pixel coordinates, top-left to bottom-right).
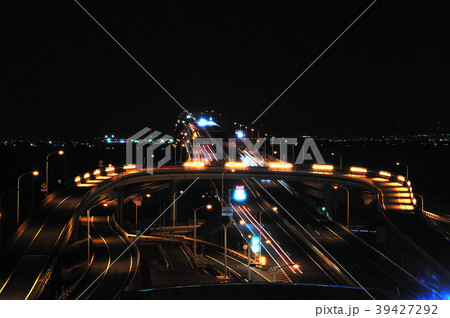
205, 255, 243, 279
216, 252, 273, 282
0, 195, 72, 296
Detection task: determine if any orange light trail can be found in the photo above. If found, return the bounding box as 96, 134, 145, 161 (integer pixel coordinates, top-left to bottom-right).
238, 205, 302, 274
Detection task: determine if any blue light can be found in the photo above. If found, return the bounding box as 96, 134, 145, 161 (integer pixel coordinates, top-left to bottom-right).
233, 188, 247, 202
250, 236, 260, 253
198, 118, 208, 126
236, 130, 245, 139
416, 270, 450, 299
197, 117, 217, 127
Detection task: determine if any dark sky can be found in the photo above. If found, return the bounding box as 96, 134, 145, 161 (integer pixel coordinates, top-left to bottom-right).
1, 0, 449, 139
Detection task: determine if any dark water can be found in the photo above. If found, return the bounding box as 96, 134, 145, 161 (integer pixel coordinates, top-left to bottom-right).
317, 143, 450, 207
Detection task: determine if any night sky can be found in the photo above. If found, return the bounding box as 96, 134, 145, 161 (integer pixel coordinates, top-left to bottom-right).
2, 0, 450, 139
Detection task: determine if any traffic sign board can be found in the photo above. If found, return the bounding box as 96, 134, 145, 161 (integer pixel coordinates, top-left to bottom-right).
221, 206, 233, 217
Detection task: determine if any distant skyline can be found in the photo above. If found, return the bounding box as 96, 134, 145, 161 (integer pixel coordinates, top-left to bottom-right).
2, 1, 450, 139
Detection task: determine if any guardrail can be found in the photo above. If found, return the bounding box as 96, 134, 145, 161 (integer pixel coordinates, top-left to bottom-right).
61, 160, 449, 294
374, 186, 450, 278
421, 211, 450, 225
70, 162, 412, 190
68, 162, 425, 220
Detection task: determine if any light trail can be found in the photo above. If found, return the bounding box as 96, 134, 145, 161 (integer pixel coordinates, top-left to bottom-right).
239, 205, 301, 274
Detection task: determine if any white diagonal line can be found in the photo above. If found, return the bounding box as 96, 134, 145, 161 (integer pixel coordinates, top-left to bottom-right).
252, 0, 378, 124
76, 177, 199, 299
73, 0, 189, 114
251, 177, 376, 299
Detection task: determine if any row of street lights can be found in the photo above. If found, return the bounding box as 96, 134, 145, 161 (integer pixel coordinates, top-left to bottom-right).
0, 150, 64, 253
331, 152, 410, 179
83, 190, 302, 283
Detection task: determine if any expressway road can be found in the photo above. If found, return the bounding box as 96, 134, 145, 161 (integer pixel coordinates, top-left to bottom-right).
205, 251, 271, 282
64, 209, 140, 300
242, 178, 437, 299
230, 201, 342, 286
0, 189, 88, 300
373, 179, 450, 269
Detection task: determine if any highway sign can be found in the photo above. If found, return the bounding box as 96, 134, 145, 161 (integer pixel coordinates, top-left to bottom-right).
250, 236, 261, 253
221, 206, 233, 217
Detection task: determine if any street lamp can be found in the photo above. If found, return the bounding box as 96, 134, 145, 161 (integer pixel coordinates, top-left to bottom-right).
269, 263, 300, 282
45, 150, 64, 195
333, 185, 350, 228
217, 221, 233, 279
86, 202, 108, 264
192, 204, 212, 257
236, 220, 257, 281
133, 199, 141, 229
396, 162, 409, 180
258, 206, 278, 244
17, 171, 39, 229
413, 193, 424, 211
331, 153, 342, 169
250, 128, 260, 140
172, 190, 183, 234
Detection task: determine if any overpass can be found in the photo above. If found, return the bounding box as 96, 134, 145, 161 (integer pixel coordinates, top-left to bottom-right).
0, 162, 448, 299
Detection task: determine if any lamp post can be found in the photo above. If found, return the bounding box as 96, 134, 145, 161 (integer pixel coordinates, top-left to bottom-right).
331, 153, 342, 169
134, 201, 139, 227
250, 128, 260, 140
45, 150, 64, 195
86, 202, 108, 264
396, 162, 409, 180
87, 206, 92, 264
236, 219, 253, 280
247, 242, 251, 281
17, 171, 39, 229
258, 206, 278, 244
271, 137, 275, 156
172, 190, 183, 234
413, 193, 424, 211
218, 222, 232, 278
192, 204, 212, 257
333, 185, 350, 228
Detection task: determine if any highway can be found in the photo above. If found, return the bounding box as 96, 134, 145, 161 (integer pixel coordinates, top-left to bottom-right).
245, 178, 442, 299
374, 179, 450, 269
0, 189, 88, 299
0, 114, 448, 299
61, 210, 140, 299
